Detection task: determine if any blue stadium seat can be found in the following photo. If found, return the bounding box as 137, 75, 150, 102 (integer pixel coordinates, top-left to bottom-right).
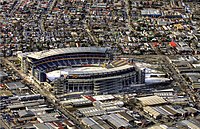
87, 59, 92, 64
33, 53, 110, 73
38, 65, 45, 71
42, 64, 47, 69
81, 58, 87, 63
48, 62, 54, 66
70, 60, 75, 65
54, 61, 59, 66
57, 61, 63, 66
62, 60, 66, 66
93, 59, 98, 64
37, 66, 43, 71
46, 63, 51, 68
74, 59, 81, 65
52, 62, 56, 67
67, 60, 71, 66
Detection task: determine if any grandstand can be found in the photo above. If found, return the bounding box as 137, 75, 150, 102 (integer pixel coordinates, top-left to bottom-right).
27, 47, 110, 72
18, 47, 145, 96
110, 59, 128, 67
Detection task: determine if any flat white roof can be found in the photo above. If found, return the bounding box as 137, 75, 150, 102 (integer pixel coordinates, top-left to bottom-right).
93, 95, 115, 101
60, 98, 90, 105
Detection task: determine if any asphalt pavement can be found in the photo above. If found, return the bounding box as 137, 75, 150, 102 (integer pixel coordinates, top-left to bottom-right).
0, 119, 10, 129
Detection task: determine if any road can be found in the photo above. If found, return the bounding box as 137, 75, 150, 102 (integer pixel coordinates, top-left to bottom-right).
162, 56, 199, 102
10, 0, 21, 16
84, 24, 99, 46
3, 58, 84, 129
0, 119, 10, 129
40, 19, 45, 32
4, 53, 199, 128
124, 0, 136, 32
120, 54, 199, 102
49, 0, 57, 12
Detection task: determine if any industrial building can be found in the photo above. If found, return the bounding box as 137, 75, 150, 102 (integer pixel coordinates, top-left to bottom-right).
137, 95, 167, 106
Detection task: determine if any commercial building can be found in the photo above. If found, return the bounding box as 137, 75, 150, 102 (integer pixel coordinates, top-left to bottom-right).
141, 9, 162, 17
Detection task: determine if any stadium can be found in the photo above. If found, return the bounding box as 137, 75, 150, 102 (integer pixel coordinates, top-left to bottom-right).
18, 47, 145, 95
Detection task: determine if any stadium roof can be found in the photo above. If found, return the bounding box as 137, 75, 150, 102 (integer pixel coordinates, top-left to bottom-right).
46, 65, 134, 81
27, 47, 108, 60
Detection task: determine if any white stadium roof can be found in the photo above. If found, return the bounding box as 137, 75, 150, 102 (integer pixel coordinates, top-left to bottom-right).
46, 65, 134, 81
27, 47, 108, 60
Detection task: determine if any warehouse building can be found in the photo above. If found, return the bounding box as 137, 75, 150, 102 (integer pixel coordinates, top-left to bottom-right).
137, 96, 167, 106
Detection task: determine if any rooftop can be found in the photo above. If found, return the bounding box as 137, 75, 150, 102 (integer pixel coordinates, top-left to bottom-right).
46, 65, 134, 81
137, 95, 167, 106
6, 81, 25, 90
26, 47, 109, 60
18, 110, 35, 118
34, 123, 54, 129
141, 9, 161, 16
0, 71, 8, 78
0, 90, 13, 97
37, 113, 60, 123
